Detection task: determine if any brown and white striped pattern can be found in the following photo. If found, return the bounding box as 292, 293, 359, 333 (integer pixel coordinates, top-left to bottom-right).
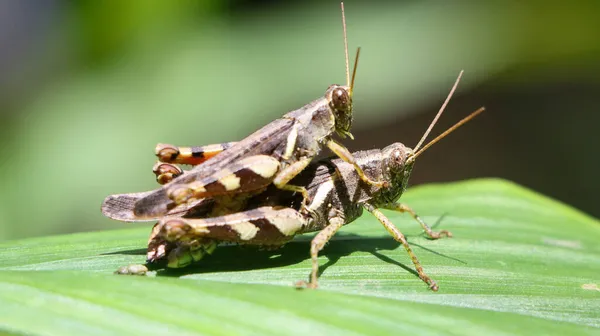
155, 142, 237, 166
159, 206, 308, 245
168, 155, 281, 203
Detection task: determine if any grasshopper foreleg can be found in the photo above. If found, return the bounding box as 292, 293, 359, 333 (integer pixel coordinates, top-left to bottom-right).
363, 203, 439, 291
326, 139, 388, 188
295, 216, 345, 289
382, 203, 452, 239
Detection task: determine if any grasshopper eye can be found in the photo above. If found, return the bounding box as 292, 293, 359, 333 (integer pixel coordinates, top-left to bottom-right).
331, 88, 350, 111
391, 149, 405, 170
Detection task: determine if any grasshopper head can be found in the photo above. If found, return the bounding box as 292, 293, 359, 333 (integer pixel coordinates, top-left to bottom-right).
382, 143, 415, 191
370, 142, 416, 203
326, 84, 354, 139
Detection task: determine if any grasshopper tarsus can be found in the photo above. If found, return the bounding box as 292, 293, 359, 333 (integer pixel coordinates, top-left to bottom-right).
427, 229, 452, 240
427, 279, 439, 292
115, 264, 149, 276
294, 280, 318, 290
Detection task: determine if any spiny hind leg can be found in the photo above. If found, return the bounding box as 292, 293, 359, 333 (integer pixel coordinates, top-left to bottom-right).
295, 216, 345, 289
364, 203, 439, 291
382, 203, 452, 239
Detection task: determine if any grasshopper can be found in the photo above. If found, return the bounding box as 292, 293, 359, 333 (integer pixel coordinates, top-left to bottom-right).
106, 72, 485, 291
131, 3, 386, 219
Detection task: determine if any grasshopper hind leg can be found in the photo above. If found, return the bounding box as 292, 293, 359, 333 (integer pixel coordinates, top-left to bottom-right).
155, 142, 237, 165
152, 142, 238, 185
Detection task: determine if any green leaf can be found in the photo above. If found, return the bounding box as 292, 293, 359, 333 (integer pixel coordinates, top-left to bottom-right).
1, 179, 599, 335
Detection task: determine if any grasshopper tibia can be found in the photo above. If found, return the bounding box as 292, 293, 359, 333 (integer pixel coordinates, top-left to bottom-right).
295, 216, 345, 289
363, 203, 439, 291
382, 203, 452, 239
156, 142, 237, 166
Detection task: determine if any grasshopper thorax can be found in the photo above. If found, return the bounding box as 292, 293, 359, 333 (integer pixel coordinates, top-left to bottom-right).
326, 84, 353, 139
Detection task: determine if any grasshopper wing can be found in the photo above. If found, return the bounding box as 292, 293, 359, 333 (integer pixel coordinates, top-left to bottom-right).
102, 190, 211, 222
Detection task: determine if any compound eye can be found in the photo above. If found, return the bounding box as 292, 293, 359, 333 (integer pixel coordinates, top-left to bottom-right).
331, 88, 350, 111
392, 149, 404, 167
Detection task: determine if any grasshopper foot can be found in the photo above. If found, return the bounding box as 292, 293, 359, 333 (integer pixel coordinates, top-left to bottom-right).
294, 280, 318, 290
427, 229, 453, 239
420, 275, 439, 291
115, 264, 149, 276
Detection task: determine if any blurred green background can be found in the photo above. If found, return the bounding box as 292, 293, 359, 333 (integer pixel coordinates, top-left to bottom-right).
0, 0, 598, 241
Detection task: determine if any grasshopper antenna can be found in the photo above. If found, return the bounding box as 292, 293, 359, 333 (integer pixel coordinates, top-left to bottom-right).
350, 47, 361, 95
340, 2, 356, 92
410, 107, 486, 161
412, 70, 464, 153
341, 3, 360, 94
341, 2, 350, 87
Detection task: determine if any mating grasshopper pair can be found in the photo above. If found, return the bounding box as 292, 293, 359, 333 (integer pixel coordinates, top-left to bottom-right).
101, 3, 485, 290
103, 77, 484, 291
